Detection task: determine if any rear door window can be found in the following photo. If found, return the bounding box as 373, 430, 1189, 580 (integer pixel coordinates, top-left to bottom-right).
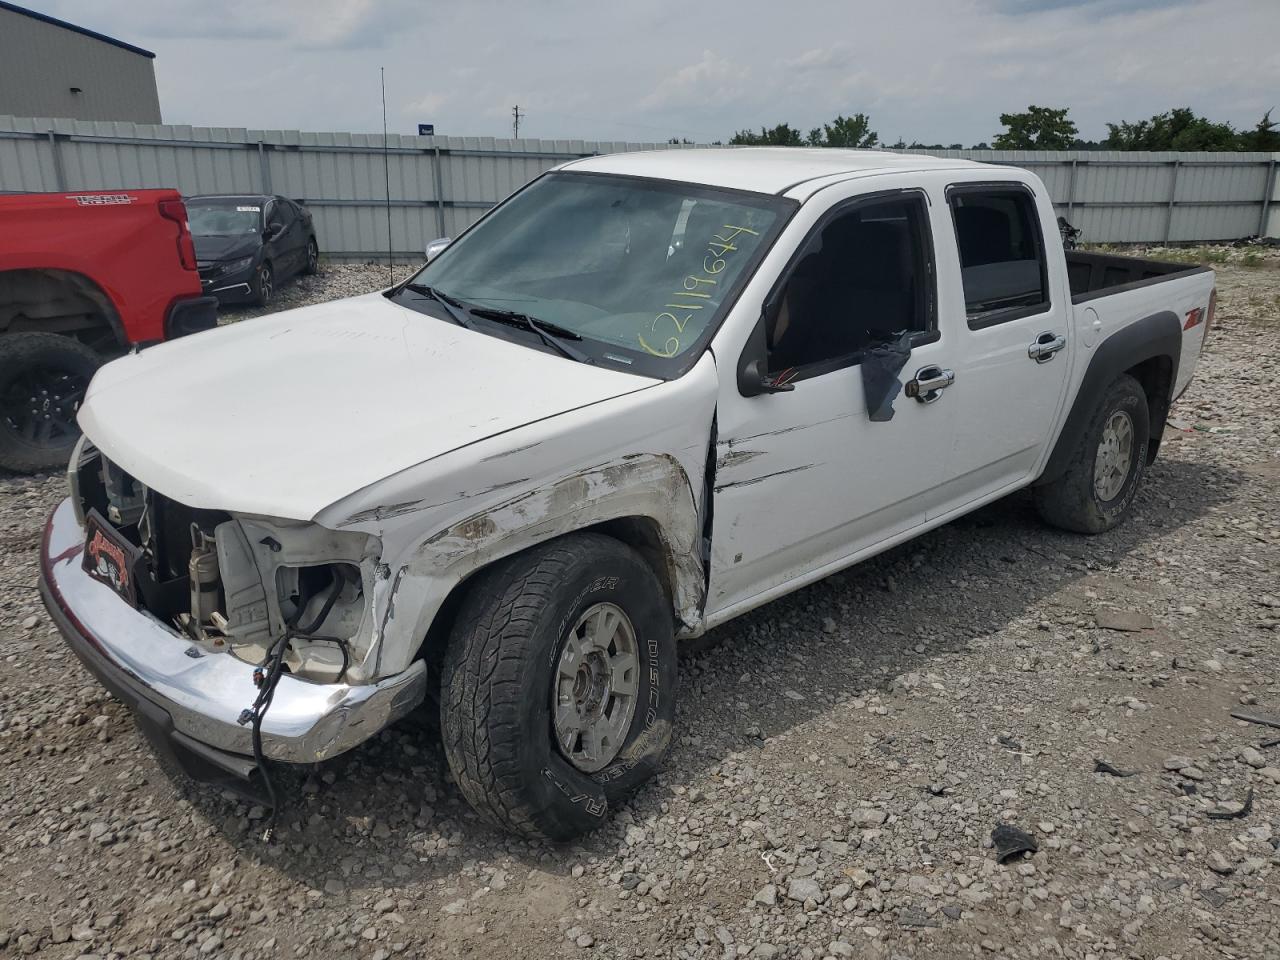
949, 188, 1049, 328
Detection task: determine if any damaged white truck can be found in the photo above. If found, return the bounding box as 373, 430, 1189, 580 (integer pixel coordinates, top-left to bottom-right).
40, 149, 1216, 840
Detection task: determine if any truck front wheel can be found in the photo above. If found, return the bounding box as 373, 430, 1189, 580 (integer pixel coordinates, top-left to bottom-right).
440, 533, 676, 840
0, 332, 100, 473
1035, 373, 1150, 534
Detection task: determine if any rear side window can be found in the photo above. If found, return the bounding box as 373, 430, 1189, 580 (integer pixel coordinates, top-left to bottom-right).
949, 188, 1048, 328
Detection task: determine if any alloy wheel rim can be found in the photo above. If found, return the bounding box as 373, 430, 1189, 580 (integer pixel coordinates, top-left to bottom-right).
1093, 410, 1134, 501
260, 267, 272, 301
551, 602, 639, 773
0, 365, 87, 447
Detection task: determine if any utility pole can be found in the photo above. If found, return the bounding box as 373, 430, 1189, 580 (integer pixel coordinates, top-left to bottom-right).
512, 105, 523, 139
380, 67, 393, 285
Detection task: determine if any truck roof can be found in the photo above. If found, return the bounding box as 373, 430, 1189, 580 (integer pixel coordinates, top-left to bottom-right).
565, 147, 986, 197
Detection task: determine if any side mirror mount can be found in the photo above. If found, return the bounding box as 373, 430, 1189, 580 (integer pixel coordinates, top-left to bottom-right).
425, 237, 452, 262
739, 358, 795, 396
736, 298, 795, 397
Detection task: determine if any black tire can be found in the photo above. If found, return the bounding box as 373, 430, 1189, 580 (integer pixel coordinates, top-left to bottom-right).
303, 238, 320, 276
1035, 373, 1150, 534
441, 533, 676, 841
251, 261, 273, 307
0, 332, 100, 474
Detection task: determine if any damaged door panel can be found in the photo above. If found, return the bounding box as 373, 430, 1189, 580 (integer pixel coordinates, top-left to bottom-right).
706, 189, 957, 619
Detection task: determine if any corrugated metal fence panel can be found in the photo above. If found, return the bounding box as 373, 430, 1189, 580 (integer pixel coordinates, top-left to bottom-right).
0, 125, 57, 192
1170, 159, 1271, 243
891, 148, 1279, 244
2, 116, 1277, 252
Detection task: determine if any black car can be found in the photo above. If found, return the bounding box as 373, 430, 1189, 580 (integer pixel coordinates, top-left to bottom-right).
186, 194, 319, 307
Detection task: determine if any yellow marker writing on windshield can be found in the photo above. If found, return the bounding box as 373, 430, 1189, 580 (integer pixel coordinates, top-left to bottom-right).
637, 223, 760, 358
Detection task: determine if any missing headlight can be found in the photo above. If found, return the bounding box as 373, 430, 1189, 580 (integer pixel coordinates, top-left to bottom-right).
274, 563, 363, 682
277, 562, 363, 638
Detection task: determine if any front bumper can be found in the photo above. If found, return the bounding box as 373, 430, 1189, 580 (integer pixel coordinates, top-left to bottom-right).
198, 263, 255, 303
38, 497, 426, 770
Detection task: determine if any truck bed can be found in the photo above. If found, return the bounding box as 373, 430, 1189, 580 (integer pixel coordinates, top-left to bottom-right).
1066, 251, 1210, 304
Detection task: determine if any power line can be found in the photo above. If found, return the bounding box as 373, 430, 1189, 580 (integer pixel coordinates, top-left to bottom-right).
512, 104, 524, 139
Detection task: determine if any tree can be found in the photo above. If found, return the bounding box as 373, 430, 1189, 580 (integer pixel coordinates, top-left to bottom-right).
1103, 108, 1238, 151
667, 137, 694, 145
1239, 109, 1280, 151
730, 114, 878, 148
993, 105, 1078, 149
729, 123, 805, 146
817, 113, 879, 149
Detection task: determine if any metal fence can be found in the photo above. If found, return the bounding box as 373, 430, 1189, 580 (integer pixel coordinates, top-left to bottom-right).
2, 115, 1277, 257
911, 148, 1279, 246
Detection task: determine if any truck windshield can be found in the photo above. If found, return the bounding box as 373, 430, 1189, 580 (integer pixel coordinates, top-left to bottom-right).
402, 172, 792, 376
186, 200, 262, 237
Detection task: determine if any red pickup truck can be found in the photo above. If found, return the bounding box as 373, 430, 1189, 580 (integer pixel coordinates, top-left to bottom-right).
0, 189, 217, 473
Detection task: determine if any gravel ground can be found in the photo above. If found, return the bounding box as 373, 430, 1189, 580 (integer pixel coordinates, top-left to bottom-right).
2, 253, 1279, 960
216, 262, 396, 322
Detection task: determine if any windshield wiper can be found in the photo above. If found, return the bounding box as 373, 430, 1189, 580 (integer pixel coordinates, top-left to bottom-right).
463, 305, 594, 365
401, 283, 474, 328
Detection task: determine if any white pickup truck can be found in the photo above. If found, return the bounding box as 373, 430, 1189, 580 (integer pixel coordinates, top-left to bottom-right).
40, 149, 1216, 840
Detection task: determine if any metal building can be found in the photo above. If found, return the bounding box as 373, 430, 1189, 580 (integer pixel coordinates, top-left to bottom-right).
0, 2, 160, 123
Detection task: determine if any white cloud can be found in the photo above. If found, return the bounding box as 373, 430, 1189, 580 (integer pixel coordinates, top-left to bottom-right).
638, 50, 747, 112
402, 92, 450, 118
785, 46, 847, 72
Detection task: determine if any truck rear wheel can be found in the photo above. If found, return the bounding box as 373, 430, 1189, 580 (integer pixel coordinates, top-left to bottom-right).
1035, 373, 1150, 534
440, 533, 676, 840
0, 332, 100, 473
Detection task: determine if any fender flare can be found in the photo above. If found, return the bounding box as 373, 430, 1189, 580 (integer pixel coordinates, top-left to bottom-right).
1037, 310, 1181, 486
0, 267, 127, 347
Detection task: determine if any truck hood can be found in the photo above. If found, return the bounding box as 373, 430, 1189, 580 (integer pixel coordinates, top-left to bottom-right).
78, 293, 658, 520
193, 234, 260, 262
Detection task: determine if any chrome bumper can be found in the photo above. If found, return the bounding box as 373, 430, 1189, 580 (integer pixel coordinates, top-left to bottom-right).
39, 497, 426, 765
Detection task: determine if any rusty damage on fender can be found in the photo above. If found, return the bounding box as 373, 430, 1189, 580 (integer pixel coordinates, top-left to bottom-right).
366, 452, 706, 675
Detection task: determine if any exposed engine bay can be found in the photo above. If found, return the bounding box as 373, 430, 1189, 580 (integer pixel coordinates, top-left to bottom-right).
71, 440, 378, 683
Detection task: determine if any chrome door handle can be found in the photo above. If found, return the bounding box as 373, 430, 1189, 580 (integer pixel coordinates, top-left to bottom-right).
907, 365, 955, 404
1028, 332, 1066, 363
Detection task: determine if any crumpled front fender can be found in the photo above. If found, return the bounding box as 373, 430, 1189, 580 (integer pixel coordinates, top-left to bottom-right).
366, 452, 704, 677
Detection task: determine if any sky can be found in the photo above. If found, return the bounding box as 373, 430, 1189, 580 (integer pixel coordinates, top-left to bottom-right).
31, 0, 1280, 145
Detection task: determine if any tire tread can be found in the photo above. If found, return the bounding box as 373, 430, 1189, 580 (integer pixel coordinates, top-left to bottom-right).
1035, 373, 1150, 534
442, 536, 620, 838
